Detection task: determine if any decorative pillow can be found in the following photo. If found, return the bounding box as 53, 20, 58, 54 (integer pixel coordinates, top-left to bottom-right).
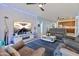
18, 46, 34, 56
32, 47, 45, 56
5, 46, 20, 56
12, 40, 25, 50
62, 45, 78, 54
60, 48, 79, 56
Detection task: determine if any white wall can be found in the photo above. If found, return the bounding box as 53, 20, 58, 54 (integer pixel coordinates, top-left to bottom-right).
75, 16, 79, 36
0, 4, 52, 43
0, 17, 5, 40
36, 16, 52, 35
0, 4, 37, 43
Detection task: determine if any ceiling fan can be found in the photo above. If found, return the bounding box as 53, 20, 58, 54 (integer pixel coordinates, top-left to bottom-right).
26, 3, 46, 11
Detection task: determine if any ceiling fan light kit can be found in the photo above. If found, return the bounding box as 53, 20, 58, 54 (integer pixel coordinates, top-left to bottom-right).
38, 4, 43, 7
26, 3, 46, 11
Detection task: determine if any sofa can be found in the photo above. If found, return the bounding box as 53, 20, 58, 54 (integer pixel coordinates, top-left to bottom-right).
54, 36, 79, 56
0, 40, 45, 56
54, 43, 79, 56
48, 28, 66, 39
63, 38, 79, 51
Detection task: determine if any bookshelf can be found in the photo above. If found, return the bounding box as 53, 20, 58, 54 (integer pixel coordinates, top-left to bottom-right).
57, 17, 75, 37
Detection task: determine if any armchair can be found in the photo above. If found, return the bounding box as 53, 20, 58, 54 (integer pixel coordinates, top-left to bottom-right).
0, 40, 45, 56
11, 40, 45, 56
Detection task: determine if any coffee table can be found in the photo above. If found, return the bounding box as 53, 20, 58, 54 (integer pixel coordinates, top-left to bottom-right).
41, 35, 56, 42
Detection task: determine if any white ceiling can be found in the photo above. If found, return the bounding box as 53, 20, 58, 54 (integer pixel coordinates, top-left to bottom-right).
1, 3, 79, 22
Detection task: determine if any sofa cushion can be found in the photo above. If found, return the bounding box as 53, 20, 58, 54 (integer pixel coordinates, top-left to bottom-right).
60, 48, 79, 56
54, 43, 78, 56
18, 46, 34, 56
12, 40, 25, 50
63, 38, 79, 51
54, 43, 65, 56
32, 47, 45, 56
5, 46, 20, 56
0, 48, 10, 56
63, 45, 78, 53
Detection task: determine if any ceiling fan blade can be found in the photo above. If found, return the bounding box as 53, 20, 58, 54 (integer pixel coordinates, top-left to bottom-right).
26, 3, 37, 5
26, 3, 46, 5
40, 7, 44, 11
26, 3, 45, 11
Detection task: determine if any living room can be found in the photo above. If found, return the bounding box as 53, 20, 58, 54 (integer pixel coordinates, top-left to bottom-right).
0, 3, 79, 56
